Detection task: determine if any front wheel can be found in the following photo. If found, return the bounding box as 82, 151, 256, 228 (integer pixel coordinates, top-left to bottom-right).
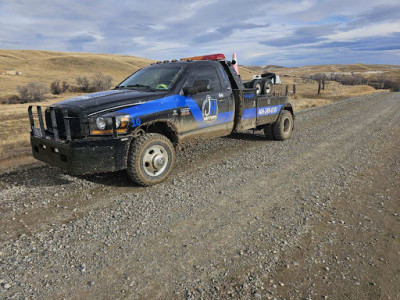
272, 110, 293, 140
127, 133, 175, 186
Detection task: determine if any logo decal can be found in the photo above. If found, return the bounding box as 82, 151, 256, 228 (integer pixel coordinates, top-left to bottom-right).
202, 95, 218, 122
179, 107, 191, 116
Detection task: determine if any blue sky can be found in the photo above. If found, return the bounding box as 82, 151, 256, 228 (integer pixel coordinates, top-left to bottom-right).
0, 0, 399, 66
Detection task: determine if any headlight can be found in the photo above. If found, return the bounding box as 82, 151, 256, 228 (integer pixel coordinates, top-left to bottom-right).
90, 114, 131, 135
96, 117, 107, 130
115, 117, 121, 128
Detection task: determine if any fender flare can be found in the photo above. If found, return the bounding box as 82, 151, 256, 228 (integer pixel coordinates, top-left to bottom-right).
131, 119, 181, 146
278, 102, 295, 130
280, 103, 295, 119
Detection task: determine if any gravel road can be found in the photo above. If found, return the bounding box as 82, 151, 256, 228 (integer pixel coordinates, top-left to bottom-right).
1, 92, 399, 299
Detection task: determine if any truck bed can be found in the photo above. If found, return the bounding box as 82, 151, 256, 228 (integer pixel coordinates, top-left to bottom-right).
232, 89, 290, 132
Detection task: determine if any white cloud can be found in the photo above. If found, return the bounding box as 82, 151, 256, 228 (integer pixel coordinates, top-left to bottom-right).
326, 23, 400, 41
0, 0, 399, 65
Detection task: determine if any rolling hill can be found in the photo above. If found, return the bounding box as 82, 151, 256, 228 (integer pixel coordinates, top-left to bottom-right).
1, 49, 398, 99
0, 50, 259, 98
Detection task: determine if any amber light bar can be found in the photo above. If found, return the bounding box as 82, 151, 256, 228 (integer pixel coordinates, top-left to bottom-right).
90, 128, 128, 135
180, 53, 226, 61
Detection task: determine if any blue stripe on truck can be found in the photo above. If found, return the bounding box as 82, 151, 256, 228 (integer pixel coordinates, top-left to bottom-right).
117, 94, 234, 128
242, 108, 256, 119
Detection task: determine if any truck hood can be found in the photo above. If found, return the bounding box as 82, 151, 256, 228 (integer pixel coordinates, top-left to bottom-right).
51, 89, 168, 115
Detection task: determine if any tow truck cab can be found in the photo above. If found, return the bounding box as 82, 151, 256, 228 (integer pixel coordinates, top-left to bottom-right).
29, 53, 294, 186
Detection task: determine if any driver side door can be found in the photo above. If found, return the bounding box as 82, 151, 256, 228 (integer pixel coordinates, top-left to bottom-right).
177, 65, 233, 139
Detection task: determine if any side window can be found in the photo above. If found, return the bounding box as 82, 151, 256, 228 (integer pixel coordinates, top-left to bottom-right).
186, 65, 222, 92
217, 66, 230, 89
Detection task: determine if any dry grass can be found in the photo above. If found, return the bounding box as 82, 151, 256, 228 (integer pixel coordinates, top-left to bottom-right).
0, 50, 397, 172
275, 80, 381, 111
240, 65, 384, 110
0, 94, 82, 173
0, 50, 153, 98
246, 63, 400, 81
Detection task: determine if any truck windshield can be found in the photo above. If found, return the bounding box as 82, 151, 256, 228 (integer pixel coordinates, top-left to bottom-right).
118, 66, 183, 91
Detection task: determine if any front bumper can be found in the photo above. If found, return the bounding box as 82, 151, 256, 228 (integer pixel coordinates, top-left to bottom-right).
28, 105, 132, 175
31, 135, 131, 175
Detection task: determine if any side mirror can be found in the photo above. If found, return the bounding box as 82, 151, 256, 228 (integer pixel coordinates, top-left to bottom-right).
183, 79, 211, 95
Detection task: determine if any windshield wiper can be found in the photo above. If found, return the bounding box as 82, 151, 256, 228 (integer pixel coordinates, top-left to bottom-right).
126, 84, 156, 91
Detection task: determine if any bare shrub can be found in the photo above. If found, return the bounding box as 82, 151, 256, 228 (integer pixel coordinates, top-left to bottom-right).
50, 81, 62, 95
76, 76, 90, 92
329, 73, 399, 92
0, 95, 23, 104
391, 82, 400, 92
50, 80, 70, 95
68, 85, 81, 93
17, 86, 29, 101
17, 82, 48, 102
90, 73, 113, 92
62, 81, 69, 93
378, 76, 398, 90
74, 73, 113, 93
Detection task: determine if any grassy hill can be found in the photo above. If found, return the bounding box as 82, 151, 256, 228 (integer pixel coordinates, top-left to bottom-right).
0, 50, 259, 98
0, 50, 155, 98
2, 49, 396, 98
244, 63, 400, 80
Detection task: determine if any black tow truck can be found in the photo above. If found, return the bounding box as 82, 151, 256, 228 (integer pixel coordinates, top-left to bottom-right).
28, 53, 294, 186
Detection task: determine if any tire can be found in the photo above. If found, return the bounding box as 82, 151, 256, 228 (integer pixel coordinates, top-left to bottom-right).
127, 133, 175, 186
253, 80, 262, 95
263, 124, 275, 140
272, 110, 293, 141
263, 80, 273, 94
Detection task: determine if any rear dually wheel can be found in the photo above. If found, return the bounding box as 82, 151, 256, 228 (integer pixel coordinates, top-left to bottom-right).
272, 110, 293, 140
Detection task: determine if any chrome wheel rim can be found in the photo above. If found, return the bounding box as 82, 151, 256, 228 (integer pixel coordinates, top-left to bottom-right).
142, 145, 168, 177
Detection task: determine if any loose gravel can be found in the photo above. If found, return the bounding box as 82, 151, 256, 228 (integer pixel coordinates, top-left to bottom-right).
0, 92, 399, 299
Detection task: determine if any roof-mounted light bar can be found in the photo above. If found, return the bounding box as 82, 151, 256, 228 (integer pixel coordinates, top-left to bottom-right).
180, 53, 226, 61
